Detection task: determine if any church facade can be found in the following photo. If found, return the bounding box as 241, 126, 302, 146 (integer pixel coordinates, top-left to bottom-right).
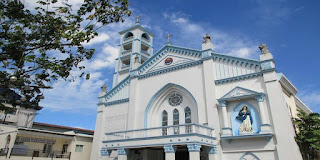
90, 21, 312, 160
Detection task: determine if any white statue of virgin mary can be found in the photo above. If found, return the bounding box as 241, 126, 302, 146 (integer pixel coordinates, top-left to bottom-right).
236, 106, 254, 134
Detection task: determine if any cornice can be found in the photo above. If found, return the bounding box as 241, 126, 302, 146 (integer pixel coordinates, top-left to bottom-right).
215, 72, 263, 85
138, 60, 203, 79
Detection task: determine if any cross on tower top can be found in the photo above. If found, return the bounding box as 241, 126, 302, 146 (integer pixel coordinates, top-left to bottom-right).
166, 33, 173, 45
135, 16, 140, 24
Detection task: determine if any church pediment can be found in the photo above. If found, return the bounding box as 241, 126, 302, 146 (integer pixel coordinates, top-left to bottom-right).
218, 87, 263, 102
138, 45, 202, 75
145, 54, 197, 73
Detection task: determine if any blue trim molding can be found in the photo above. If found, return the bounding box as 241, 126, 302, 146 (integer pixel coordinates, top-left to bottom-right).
221, 133, 273, 143
100, 76, 130, 99
100, 98, 129, 106
117, 148, 128, 155
138, 60, 203, 79
187, 143, 201, 152
103, 133, 216, 144
164, 145, 177, 153
215, 72, 263, 85
207, 146, 217, 154
100, 148, 111, 156
239, 152, 260, 160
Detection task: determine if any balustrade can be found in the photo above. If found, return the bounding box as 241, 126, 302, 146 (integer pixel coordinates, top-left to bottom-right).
104, 123, 214, 141
121, 49, 132, 56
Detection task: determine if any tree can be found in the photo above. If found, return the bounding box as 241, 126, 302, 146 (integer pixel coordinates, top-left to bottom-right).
294, 109, 320, 160
0, 0, 131, 110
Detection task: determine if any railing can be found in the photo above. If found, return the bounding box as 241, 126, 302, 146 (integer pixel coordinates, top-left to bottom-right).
121, 49, 132, 56
121, 65, 129, 70
0, 113, 18, 123
0, 148, 8, 156
141, 37, 149, 43
141, 50, 150, 57
123, 37, 133, 43
2, 148, 71, 159
104, 123, 214, 141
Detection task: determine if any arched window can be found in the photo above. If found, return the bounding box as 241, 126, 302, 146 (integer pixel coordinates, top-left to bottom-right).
173, 109, 179, 125
162, 110, 168, 126
173, 109, 180, 134
162, 110, 168, 135
141, 33, 149, 41
125, 32, 133, 39
185, 107, 191, 123
185, 107, 192, 133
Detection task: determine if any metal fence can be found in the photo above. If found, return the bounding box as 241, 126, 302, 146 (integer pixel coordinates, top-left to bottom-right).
0, 148, 71, 159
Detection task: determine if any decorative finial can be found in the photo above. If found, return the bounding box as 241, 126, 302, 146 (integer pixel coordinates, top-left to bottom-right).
135, 16, 140, 24
166, 33, 173, 45
203, 34, 211, 44
101, 84, 107, 93
259, 43, 270, 54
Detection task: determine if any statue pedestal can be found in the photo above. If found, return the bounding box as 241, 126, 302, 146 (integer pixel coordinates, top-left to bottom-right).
221, 127, 232, 136
259, 124, 272, 134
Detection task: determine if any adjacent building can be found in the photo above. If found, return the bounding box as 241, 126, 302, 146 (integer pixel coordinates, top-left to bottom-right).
0, 103, 94, 160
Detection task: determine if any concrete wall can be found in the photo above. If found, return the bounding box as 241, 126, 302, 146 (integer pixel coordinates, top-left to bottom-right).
69, 136, 93, 160
0, 156, 69, 160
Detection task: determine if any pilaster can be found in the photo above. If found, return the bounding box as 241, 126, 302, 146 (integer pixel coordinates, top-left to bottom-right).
207, 146, 218, 160
201, 49, 220, 142
260, 47, 302, 159
255, 95, 271, 134
127, 74, 139, 130
187, 143, 201, 160
164, 145, 176, 160
219, 101, 232, 136
117, 148, 128, 160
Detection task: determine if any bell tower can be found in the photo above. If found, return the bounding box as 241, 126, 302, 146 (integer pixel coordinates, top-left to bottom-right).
112, 17, 154, 87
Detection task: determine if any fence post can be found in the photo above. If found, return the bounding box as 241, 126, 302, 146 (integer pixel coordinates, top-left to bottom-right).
32, 150, 35, 160
69, 152, 71, 160
8, 147, 12, 158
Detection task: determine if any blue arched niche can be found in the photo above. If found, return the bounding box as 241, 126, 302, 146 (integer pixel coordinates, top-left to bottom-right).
231, 102, 260, 136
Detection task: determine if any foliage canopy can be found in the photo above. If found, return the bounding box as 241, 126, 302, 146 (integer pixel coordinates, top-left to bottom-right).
294, 109, 320, 160
0, 0, 131, 110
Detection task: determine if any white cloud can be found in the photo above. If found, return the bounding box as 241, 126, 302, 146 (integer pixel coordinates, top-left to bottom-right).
83, 33, 110, 46
299, 91, 320, 113
162, 11, 260, 59
40, 71, 106, 111
84, 44, 119, 71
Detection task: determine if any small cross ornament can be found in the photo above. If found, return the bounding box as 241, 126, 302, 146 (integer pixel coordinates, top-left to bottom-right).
166, 33, 173, 44
135, 16, 140, 24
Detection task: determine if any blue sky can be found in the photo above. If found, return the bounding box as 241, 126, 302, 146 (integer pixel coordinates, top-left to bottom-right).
27, 0, 320, 130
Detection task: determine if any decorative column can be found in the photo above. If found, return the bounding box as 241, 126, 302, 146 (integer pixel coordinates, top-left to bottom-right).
207, 146, 217, 160
220, 101, 232, 136
117, 148, 128, 160
164, 145, 176, 160
255, 95, 271, 134
100, 148, 113, 160
187, 143, 201, 160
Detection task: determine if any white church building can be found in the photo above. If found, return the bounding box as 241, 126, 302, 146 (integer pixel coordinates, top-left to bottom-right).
90, 20, 312, 160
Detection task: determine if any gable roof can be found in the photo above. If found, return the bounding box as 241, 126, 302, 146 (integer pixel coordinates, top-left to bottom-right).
218, 86, 264, 102
138, 44, 202, 74
119, 24, 154, 36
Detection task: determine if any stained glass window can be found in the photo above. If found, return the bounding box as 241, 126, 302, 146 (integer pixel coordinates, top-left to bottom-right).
169, 93, 183, 106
